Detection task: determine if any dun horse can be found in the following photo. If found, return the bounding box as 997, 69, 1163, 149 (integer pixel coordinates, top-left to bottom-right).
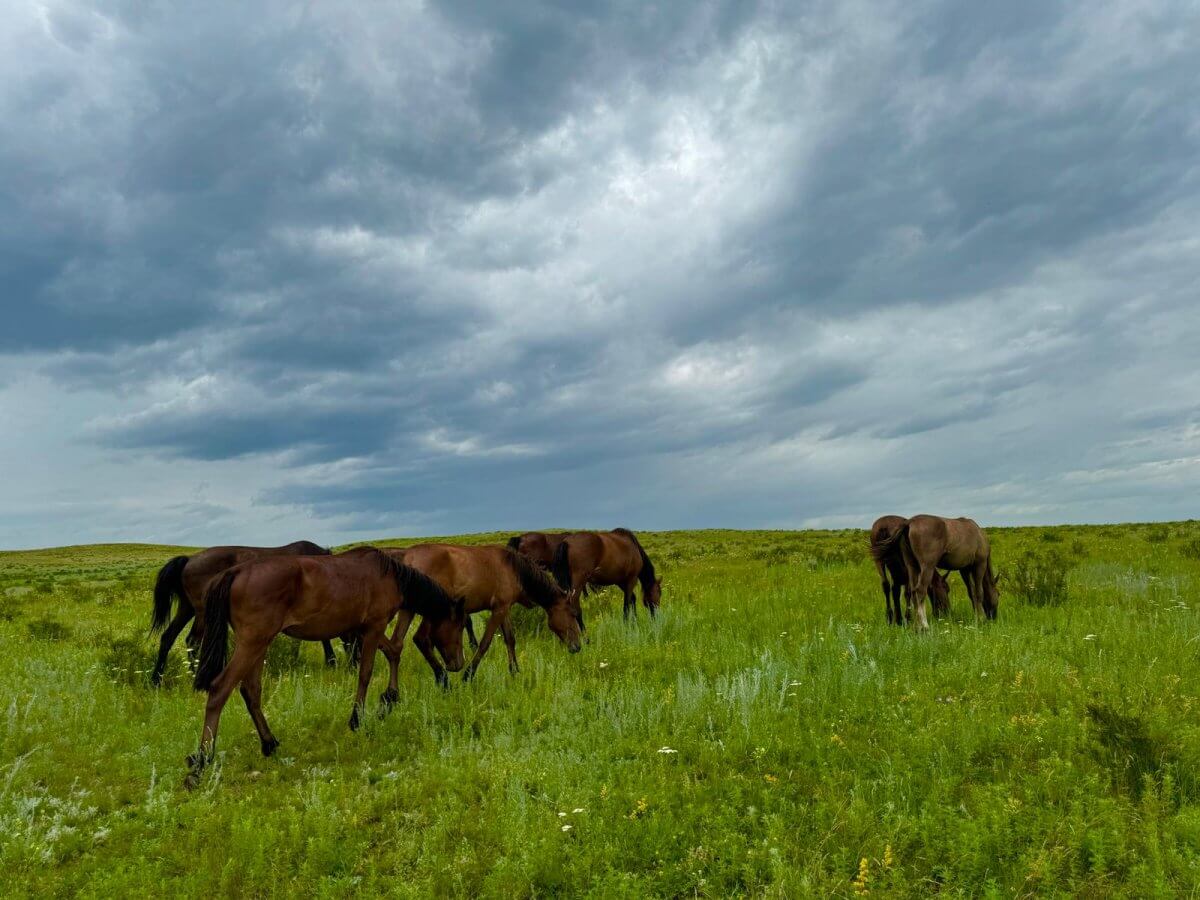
185, 548, 465, 788
552, 528, 662, 624
870, 516, 950, 625
150, 540, 347, 685
872, 515, 999, 630
397, 543, 582, 681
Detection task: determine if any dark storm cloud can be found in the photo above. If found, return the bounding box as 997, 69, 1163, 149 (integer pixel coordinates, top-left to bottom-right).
2, 0, 1200, 547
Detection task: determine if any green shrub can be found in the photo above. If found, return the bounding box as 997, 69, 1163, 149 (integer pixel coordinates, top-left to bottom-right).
1145, 525, 1171, 544
27, 617, 72, 641
1009, 550, 1069, 607
1177, 537, 1200, 561
101, 632, 183, 687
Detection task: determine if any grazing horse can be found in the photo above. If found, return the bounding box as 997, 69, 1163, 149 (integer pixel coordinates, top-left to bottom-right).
870, 516, 951, 625
397, 543, 582, 682
552, 528, 662, 624
872, 515, 1000, 630
150, 540, 347, 686
184, 549, 465, 788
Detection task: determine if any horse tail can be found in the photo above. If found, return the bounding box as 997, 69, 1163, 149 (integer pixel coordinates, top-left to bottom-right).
377, 552, 456, 618
869, 520, 909, 564
194, 570, 235, 692
506, 535, 523, 552
614, 528, 656, 592
152, 555, 189, 632
552, 540, 572, 592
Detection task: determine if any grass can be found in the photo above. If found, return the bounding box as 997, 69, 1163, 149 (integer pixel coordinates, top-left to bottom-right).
1, 524, 1200, 896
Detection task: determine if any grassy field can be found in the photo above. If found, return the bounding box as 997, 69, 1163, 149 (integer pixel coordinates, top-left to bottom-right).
2, 524, 1199, 897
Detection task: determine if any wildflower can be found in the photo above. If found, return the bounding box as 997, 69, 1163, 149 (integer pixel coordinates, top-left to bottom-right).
658, 747, 678, 754
852, 856, 870, 894
779, 631, 788, 637
629, 797, 649, 819
789, 680, 802, 687
572, 808, 585, 814
561, 824, 573, 832
883, 844, 894, 869
599, 661, 609, 669
1014, 670, 1024, 688
980, 671, 988, 678
1084, 634, 1097, 641
558, 811, 567, 817
830, 734, 846, 747
764, 774, 777, 783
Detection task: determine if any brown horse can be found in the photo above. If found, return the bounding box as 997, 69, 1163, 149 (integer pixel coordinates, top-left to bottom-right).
870, 516, 951, 625
552, 528, 661, 624
872, 515, 1000, 630
507, 532, 574, 569
150, 540, 347, 685
397, 543, 582, 681
184, 548, 465, 788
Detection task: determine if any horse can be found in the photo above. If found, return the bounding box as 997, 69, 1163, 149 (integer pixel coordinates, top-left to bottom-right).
396, 543, 582, 681
869, 516, 951, 625
507, 532, 574, 570
150, 540, 350, 686
552, 528, 661, 624
872, 515, 1000, 630
184, 548, 465, 788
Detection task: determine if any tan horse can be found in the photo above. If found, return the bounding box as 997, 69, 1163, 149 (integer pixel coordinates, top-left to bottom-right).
872, 515, 999, 630
869, 516, 950, 625
396, 543, 582, 681
185, 549, 465, 788
150, 540, 343, 685
552, 528, 661, 624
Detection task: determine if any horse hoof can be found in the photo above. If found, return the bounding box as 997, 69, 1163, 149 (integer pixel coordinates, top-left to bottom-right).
183, 772, 202, 791
324, 658, 338, 669
348, 709, 361, 731
261, 738, 280, 757
380, 687, 399, 706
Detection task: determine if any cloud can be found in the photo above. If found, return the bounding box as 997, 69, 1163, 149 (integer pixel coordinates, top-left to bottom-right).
1, 0, 1199, 548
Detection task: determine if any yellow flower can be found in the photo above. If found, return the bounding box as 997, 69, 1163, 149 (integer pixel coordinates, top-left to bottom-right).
764, 774, 777, 783
883, 844, 894, 869
830, 733, 846, 747
852, 856, 870, 894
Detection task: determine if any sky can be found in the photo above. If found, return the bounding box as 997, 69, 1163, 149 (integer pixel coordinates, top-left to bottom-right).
2, 1, 1199, 550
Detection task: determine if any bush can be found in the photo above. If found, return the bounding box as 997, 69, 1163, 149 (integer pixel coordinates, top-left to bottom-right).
1145, 525, 1171, 544
27, 617, 72, 642
1009, 550, 1069, 607
1177, 537, 1200, 561
102, 632, 183, 687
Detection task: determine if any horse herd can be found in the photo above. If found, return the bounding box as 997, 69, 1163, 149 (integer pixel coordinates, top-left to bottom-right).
150, 516, 991, 788
149, 528, 660, 788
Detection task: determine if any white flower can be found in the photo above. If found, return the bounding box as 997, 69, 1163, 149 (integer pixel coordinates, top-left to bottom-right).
572, 808, 585, 814
599, 661, 609, 669
1084, 634, 1097, 641
789, 681, 802, 687
558, 811, 567, 817
658, 747, 678, 754
561, 824, 573, 832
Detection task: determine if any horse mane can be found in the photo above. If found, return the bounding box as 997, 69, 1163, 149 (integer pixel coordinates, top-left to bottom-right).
613, 528, 656, 590
503, 548, 565, 608
373, 550, 456, 619
506, 535, 522, 551
293, 540, 331, 556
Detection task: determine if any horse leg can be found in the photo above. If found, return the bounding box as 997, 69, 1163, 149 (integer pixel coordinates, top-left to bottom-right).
380, 610, 415, 702
348, 629, 383, 731
500, 618, 519, 674
876, 560, 893, 625
462, 609, 505, 682
411, 618, 449, 690
321, 640, 338, 668
464, 614, 479, 650
342, 634, 363, 666
238, 657, 279, 757
184, 638, 266, 788
970, 564, 987, 622
910, 566, 934, 632
151, 604, 195, 686
892, 580, 905, 626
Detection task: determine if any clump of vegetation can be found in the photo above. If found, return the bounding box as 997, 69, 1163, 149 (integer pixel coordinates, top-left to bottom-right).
264, 637, 310, 674
1039, 530, 1062, 543
1177, 537, 1200, 561
1085, 703, 1195, 804
1145, 525, 1171, 544
101, 632, 183, 687
1008, 549, 1070, 607
27, 617, 72, 642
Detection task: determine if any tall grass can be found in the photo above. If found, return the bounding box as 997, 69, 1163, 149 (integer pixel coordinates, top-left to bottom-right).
1, 525, 1199, 895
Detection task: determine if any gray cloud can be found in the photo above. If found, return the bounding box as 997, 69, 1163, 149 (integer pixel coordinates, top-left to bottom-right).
1, 0, 1199, 549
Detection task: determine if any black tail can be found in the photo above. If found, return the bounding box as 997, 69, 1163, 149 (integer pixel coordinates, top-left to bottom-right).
869, 520, 909, 564
194, 570, 235, 692
376, 552, 457, 619
152, 555, 189, 632
508, 548, 567, 608
614, 528, 656, 592
506, 535, 522, 552
552, 541, 572, 592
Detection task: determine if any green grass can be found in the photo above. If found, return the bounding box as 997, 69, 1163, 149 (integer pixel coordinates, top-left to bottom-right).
2, 524, 1200, 896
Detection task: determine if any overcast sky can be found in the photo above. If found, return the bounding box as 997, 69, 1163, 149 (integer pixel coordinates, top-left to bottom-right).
2, 1, 1198, 550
